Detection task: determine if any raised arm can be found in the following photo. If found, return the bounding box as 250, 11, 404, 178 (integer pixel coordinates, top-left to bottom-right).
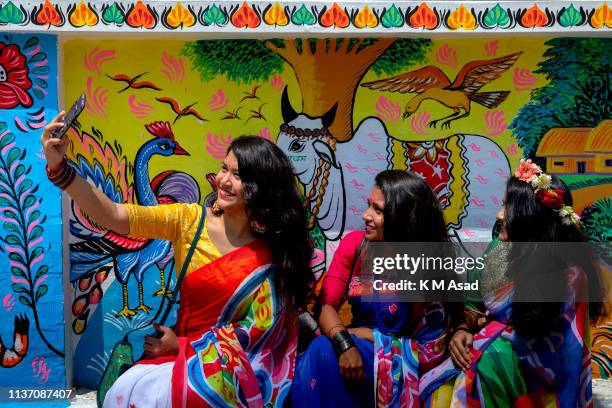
41, 112, 129, 235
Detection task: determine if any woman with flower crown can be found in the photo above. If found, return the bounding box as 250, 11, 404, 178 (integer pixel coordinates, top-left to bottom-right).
421, 159, 606, 408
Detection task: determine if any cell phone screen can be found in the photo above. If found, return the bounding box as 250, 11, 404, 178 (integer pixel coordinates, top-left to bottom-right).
52, 93, 86, 138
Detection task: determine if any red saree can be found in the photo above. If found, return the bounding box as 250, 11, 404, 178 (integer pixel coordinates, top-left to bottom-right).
137, 239, 298, 408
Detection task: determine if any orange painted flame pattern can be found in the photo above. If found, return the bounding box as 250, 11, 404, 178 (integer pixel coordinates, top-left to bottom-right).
591, 3, 612, 28
521, 3, 549, 27
166, 2, 196, 28
320, 3, 350, 28
447, 5, 476, 30
35, 0, 63, 26
354, 5, 378, 29
126, 0, 156, 29
409, 2, 438, 29
264, 2, 288, 26
69, 1, 98, 27
231, 2, 261, 28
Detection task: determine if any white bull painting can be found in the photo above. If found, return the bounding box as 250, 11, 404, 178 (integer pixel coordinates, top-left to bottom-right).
276, 87, 510, 268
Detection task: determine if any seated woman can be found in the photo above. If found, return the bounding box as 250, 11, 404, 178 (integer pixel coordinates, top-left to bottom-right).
41, 114, 313, 407
291, 170, 456, 407
421, 159, 606, 408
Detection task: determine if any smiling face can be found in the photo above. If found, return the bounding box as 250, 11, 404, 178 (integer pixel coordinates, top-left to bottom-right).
362, 186, 385, 241
215, 150, 246, 215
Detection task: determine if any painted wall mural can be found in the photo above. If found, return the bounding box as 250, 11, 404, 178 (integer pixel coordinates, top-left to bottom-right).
0, 33, 65, 391
60, 36, 610, 388
1, 1, 611, 33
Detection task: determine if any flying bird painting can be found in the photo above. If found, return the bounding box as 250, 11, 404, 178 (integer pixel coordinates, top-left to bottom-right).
246, 103, 266, 122
155, 97, 207, 124
240, 85, 261, 102
106, 72, 162, 93
222, 107, 242, 121
361, 52, 522, 129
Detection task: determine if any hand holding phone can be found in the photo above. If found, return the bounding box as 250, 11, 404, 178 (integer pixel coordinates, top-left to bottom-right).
51, 93, 86, 139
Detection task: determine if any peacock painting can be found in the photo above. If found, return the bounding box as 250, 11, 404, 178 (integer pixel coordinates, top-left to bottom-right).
66, 121, 201, 334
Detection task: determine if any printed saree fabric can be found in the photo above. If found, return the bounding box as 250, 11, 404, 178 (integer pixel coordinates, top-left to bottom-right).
294, 232, 450, 408
420, 253, 592, 408
373, 301, 449, 408
166, 239, 297, 408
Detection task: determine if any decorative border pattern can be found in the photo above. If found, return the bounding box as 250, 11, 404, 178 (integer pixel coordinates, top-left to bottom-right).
0, 1, 609, 33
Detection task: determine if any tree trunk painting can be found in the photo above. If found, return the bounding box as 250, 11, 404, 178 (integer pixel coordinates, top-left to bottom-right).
266, 38, 395, 142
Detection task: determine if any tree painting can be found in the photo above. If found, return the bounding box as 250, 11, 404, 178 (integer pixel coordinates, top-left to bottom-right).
182, 38, 431, 142
0, 122, 62, 359
510, 38, 611, 157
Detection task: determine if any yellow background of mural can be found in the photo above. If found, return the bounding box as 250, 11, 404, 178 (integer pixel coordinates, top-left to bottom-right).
63, 37, 610, 379
64, 37, 548, 179
65, 39, 301, 198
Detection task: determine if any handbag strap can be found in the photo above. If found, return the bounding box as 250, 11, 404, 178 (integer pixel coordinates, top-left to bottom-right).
124, 206, 206, 338
157, 206, 206, 325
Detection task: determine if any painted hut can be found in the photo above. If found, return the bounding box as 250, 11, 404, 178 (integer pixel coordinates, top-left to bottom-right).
537, 120, 611, 174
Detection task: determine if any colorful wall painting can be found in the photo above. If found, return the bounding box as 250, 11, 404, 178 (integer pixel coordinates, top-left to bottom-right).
0, 1, 610, 34
0, 33, 66, 392
59, 36, 611, 386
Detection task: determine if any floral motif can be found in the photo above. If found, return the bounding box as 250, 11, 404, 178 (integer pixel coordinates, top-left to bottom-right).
0, 42, 32, 109
514, 158, 541, 181
408, 140, 445, 163
514, 159, 580, 225
530, 173, 552, 190
535, 189, 564, 209
409, 2, 438, 29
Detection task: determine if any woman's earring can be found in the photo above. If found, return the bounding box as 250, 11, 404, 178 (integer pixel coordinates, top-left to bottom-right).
250, 220, 266, 234
211, 200, 223, 216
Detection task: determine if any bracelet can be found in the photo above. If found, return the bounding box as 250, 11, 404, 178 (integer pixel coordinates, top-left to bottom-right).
454, 327, 472, 335
46, 156, 67, 178
52, 166, 76, 190
327, 323, 345, 338
47, 158, 66, 178
332, 330, 355, 356
47, 157, 76, 190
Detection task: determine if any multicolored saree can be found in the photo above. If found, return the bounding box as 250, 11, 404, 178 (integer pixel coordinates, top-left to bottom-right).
171, 239, 297, 407
373, 301, 450, 408
104, 238, 298, 408
291, 300, 449, 408
292, 231, 450, 408
420, 258, 592, 408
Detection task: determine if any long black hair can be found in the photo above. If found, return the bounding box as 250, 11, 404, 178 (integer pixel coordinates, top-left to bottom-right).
228, 136, 314, 309
374, 170, 461, 323
375, 170, 449, 243
504, 176, 606, 337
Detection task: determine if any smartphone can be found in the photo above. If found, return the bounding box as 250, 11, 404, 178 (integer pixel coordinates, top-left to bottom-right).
52, 93, 86, 138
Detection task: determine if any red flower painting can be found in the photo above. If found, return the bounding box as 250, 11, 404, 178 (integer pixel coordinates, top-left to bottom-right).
0, 42, 33, 109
